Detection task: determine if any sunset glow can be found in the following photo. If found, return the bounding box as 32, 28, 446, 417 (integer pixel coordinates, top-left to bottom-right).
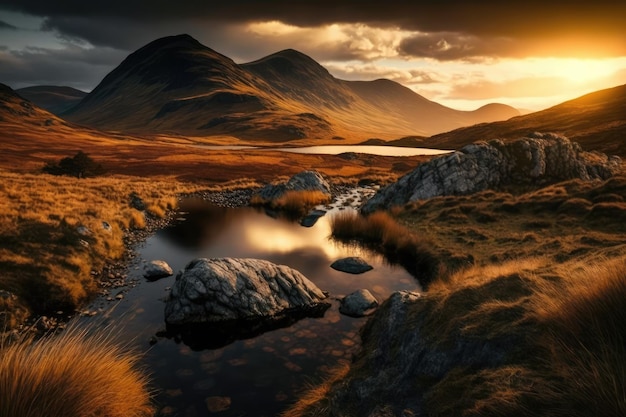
0, 2, 624, 111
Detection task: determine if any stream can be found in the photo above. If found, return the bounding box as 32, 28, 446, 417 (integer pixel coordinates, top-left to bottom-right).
78, 188, 422, 416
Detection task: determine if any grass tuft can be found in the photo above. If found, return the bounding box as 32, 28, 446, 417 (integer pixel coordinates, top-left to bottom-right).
0, 324, 154, 417
330, 210, 441, 284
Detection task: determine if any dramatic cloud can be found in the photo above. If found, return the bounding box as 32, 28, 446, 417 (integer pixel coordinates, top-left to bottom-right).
0, 19, 17, 29
0, 1, 624, 110
1, 1, 625, 56
324, 62, 440, 86
398, 32, 516, 61
0, 44, 125, 90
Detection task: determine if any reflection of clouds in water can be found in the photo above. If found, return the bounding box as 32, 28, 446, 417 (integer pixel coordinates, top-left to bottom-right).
242, 215, 351, 260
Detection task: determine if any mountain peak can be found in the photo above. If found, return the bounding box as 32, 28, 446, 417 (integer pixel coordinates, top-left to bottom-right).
243, 48, 332, 80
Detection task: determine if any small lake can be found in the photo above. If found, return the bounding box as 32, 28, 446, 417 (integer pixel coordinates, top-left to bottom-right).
79, 189, 422, 416
196, 144, 450, 157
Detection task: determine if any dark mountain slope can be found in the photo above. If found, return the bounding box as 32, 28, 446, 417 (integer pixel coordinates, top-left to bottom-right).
15, 85, 87, 115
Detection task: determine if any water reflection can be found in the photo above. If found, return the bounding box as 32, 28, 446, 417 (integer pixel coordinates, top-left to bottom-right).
80, 196, 421, 417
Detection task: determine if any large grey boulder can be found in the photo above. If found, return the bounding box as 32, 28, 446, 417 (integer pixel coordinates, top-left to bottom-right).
164, 258, 329, 326
362, 133, 622, 213
254, 170, 331, 202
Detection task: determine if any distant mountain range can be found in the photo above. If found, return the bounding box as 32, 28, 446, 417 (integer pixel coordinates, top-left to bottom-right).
58, 34, 519, 141
16, 86, 86, 115
420, 84, 626, 156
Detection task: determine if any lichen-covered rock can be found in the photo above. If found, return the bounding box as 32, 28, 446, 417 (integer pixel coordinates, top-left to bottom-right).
164, 258, 329, 326
362, 133, 622, 213
339, 289, 379, 317
330, 257, 373, 274
254, 170, 331, 202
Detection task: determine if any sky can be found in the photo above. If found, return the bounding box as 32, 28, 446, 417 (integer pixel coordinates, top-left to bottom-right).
0, 1, 625, 111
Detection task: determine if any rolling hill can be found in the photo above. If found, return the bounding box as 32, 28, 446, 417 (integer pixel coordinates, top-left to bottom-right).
62, 34, 519, 142
15, 86, 87, 115
422, 84, 626, 156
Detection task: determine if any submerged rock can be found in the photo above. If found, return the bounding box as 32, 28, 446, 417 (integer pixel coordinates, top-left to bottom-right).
339, 289, 379, 317
362, 133, 622, 213
165, 257, 329, 325
331, 257, 373, 274
144, 260, 173, 280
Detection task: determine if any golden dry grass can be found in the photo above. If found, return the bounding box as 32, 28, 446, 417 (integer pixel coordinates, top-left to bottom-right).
0, 170, 203, 328
0, 324, 154, 417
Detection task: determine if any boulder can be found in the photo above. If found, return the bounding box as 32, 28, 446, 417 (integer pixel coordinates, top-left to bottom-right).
331, 257, 373, 274
362, 133, 622, 213
144, 260, 173, 280
254, 170, 331, 202
339, 289, 379, 317
164, 258, 329, 326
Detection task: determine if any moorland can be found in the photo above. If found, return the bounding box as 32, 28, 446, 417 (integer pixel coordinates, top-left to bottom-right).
1, 34, 625, 417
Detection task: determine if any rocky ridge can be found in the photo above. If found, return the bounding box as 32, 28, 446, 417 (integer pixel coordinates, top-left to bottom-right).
362, 133, 622, 213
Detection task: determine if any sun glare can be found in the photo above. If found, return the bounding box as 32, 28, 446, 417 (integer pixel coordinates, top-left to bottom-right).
532, 58, 621, 84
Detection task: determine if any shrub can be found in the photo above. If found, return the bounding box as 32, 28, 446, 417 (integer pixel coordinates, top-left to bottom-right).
43, 151, 106, 178
0, 325, 154, 417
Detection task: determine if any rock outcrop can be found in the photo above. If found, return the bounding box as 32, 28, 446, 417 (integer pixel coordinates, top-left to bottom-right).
165, 258, 329, 326
339, 289, 379, 317
253, 170, 331, 202
330, 257, 374, 274
362, 133, 622, 213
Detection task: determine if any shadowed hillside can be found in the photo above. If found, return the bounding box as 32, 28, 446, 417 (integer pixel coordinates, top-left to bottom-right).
15, 86, 87, 115
63, 34, 519, 142
424, 84, 626, 156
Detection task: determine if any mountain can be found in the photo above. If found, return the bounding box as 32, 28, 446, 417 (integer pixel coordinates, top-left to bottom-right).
15, 86, 87, 115
63, 34, 519, 142
423, 84, 626, 156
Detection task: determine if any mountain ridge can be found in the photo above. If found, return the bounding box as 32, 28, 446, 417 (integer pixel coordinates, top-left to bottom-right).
421, 83, 626, 156
62, 34, 519, 141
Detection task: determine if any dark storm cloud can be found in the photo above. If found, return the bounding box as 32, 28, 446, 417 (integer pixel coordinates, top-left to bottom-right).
0, 19, 17, 29
0, 45, 126, 89
398, 32, 514, 61
2, 0, 625, 41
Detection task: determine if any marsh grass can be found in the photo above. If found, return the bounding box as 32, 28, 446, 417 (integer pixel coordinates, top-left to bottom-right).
330, 210, 440, 283
0, 324, 154, 417
0, 170, 202, 328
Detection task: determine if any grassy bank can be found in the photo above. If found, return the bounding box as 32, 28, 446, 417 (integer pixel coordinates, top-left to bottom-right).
0, 325, 154, 417
0, 170, 203, 329
287, 174, 626, 416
